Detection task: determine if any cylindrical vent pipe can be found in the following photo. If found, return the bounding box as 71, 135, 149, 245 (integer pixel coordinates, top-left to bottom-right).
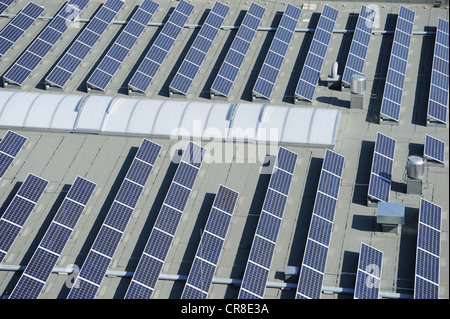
406, 155, 425, 180
351, 74, 366, 94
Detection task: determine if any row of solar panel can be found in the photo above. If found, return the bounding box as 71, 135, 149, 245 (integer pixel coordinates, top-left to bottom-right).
0, 129, 444, 299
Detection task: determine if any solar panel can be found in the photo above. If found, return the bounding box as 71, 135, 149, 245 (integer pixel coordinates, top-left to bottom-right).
67, 139, 161, 299
367, 132, 396, 205
380, 6, 416, 123
252, 4, 302, 101
125, 142, 205, 299
2, 0, 89, 88
45, 0, 124, 90
0, 0, 14, 15
341, 5, 376, 86
0, 2, 44, 60
169, 1, 229, 97
0, 130, 27, 180
294, 4, 339, 102
427, 18, 449, 126
181, 185, 238, 299
414, 199, 442, 299
354, 243, 383, 299
210, 2, 265, 99
238, 147, 298, 299
9, 177, 96, 299
127, 0, 195, 95
86, 0, 159, 92
296, 149, 345, 299
424, 134, 445, 164
0, 173, 48, 264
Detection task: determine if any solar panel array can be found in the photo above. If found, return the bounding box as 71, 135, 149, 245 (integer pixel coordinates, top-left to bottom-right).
45, 0, 124, 90
86, 0, 159, 92
2, 0, 89, 88
0, 0, 14, 15
296, 149, 345, 299
427, 18, 449, 126
67, 139, 161, 299
414, 199, 442, 299
9, 177, 96, 299
238, 147, 298, 299
0, 173, 48, 263
0, 130, 27, 180
354, 243, 383, 299
125, 142, 206, 299
367, 132, 396, 205
181, 185, 239, 299
128, 0, 194, 95
424, 134, 445, 164
210, 2, 265, 99
169, 1, 229, 96
0, 2, 44, 60
294, 4, 339, 102
341, 5, 376, 86
252, 4, 302, 101
379, 6, 416, 123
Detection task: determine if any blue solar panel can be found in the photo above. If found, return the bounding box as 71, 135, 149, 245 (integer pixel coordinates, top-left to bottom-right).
295, 5, 339, 102
368, 133, 396, 204
0, 2, 44, 60
414, 199, 441, 299
380, 6, 415, 123
0, 130, 27, 180
427, 18, 449, 126
354, 243, 383, 299
169, 2, 229, 96
238, 147, 297, 299
128, 0, 194, 95
252, 4, 302, 100
0, 173, 48, 263
296, 149, 345, 299
210, 2, 265, 99
0, 0, 14, 15
342, 5, 376, 86
87, 0, 159, 92
424, 134, 445, 164
9, 176, 96, 299
2, 0, 89, 87
125, 142, 205, 299
67, 140, 161, 299
45, 0, 124, 89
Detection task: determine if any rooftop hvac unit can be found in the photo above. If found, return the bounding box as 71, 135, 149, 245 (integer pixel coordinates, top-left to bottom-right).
350, 74, 366, 109
406, 155, 425, 195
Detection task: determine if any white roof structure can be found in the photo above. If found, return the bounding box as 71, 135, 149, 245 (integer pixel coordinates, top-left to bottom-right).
0, 91, 340, 146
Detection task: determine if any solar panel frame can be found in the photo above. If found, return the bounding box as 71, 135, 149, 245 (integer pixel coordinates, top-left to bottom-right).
379, 6, 416, 123
67, 140, 161, 299
294, 5, 339, 102
127, 0, 194, 95
424, 134, 445, 164
252, 4, 302, 101
86, 0, 159, 92
0, 0, 14, 15
0, 173, 48, 264
367, 132, 396, 204
125, 142, 205, 299
238, 147, 298, 299
210, 2, 265, 99
181, 185, 238, 299
0, 130, 27, 180
427, 18, 449, 126
414, 199, 442, 299
0, 2, 44, 60
354, 243, 383, 299
9, 177, 95, 299
296, 149, 345, 299
2, 0, 89, 88
169, 1, 230, 96
45, 0, 124, 89
341, 5, 376, 86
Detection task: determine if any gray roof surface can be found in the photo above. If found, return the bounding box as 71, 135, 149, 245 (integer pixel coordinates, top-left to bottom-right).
0, 0, 448, 300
